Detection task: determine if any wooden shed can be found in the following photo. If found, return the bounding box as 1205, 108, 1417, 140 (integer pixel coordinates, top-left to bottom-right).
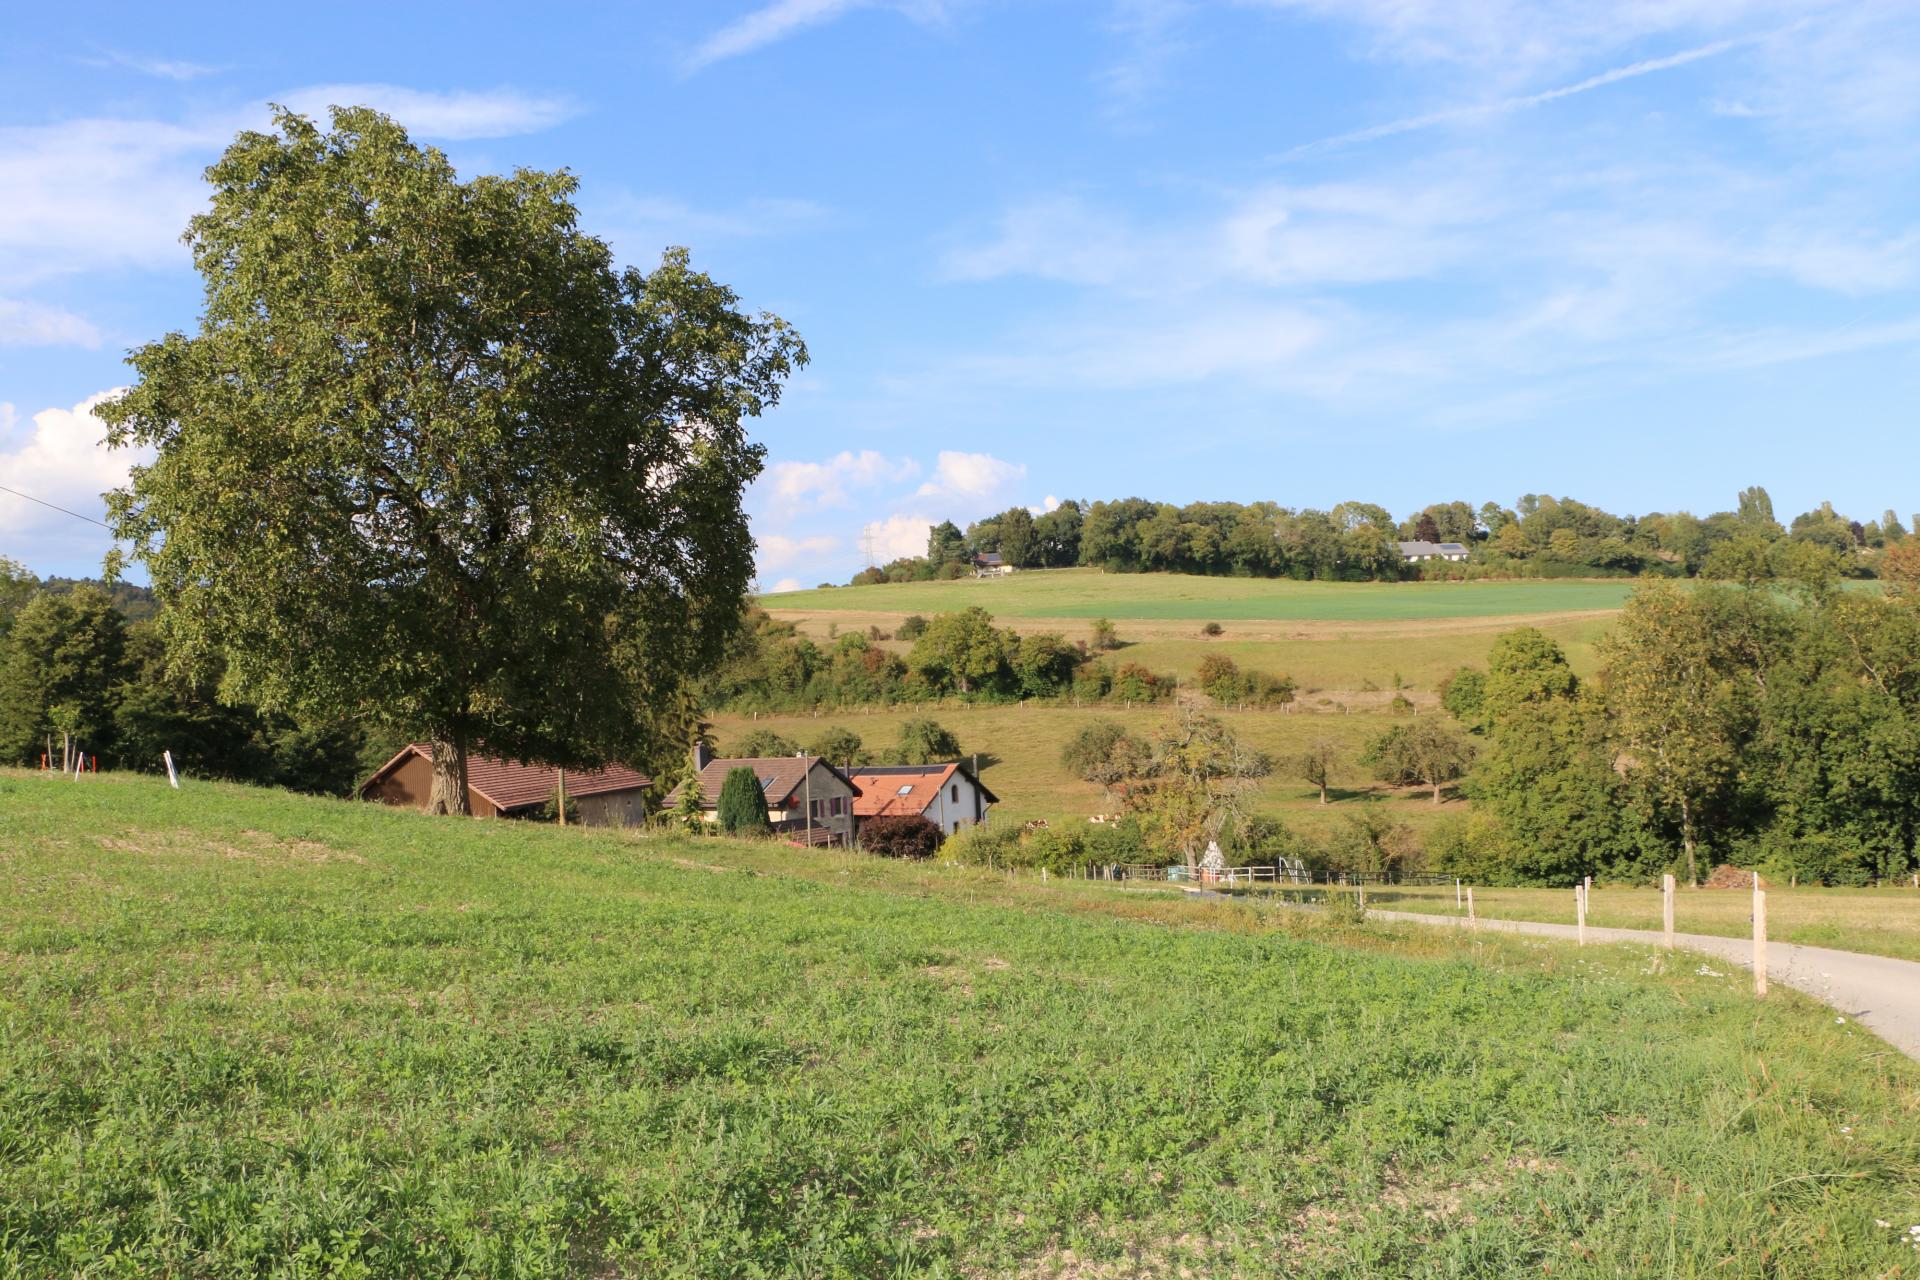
360, 743, 652, 826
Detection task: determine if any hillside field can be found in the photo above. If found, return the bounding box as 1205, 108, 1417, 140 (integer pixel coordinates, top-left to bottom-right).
712, 702, 1468, 837
4, 770, 1919, 1277
761, 569, 1639, 622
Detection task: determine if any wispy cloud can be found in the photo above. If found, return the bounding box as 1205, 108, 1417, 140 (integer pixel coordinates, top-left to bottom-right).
277, 85, 579, 139
914, 450, 1026, 501
81, 50, 225, 81
684, 0, 953, 72
1283, 28, 1788, 157
0, 299, 101, 347
764, 450, 919, 509
1096, 0, 1195, 120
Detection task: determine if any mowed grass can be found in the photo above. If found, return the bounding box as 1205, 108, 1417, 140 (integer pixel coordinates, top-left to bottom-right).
762, 569, 1638, 622
4, 771, 1920, 1277
712, 703, 1465, 836
1361, 882, 1920, 965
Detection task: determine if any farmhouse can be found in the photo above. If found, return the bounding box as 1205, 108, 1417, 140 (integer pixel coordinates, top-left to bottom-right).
663, 744, 861, 846
361, 743, 652, 826
848, 762, 997, 837
972, 551, 1015, 576
1396, 540, 1470, 563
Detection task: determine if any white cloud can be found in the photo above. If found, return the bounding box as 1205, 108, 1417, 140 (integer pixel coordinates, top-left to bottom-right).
915, 450, 1026, 502
764, 450, 919, 508
860, 512, 939, 562
83, 50, 224, 81
768, 577, 805, 593
1030, 495, 1062, 515
0, 390, 150, 535
276, 85, 579, 139
0, 117, 212, 284
684, 0, 954, 72
1282, 28, 1785, 156
0, 299, 101, 347
756, 533, 841, 571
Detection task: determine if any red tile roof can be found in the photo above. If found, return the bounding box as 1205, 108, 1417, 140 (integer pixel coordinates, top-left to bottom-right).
848, 763, 958, 818
370, 744, 652, 813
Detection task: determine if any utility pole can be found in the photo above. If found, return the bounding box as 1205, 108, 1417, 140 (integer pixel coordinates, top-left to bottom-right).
860, 526, 877, 568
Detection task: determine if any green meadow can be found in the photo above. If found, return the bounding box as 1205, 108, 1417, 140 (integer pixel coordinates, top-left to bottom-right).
761, 568, 1639, 622
4, 770, 1919, 1277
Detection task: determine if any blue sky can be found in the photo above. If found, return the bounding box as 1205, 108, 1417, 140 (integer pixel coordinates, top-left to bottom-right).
4, 1, 1919, 588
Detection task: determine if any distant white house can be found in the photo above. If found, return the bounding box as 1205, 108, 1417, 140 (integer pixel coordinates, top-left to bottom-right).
1397, 540, 1470, 563
972, 552, 1015, 576
848, 762, 997, 836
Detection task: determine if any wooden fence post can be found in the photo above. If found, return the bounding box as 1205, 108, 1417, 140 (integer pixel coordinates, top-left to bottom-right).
1455, 878, 1462, 909
1466, 886, 1476, 929
1662, 873, 1675, 950
1576, 884, 1586, 945
1753, 885, 1768, 997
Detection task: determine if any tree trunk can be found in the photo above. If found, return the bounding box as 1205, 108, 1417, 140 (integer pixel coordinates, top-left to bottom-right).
1318, 779, 1328, 805
1432, 778, 1442, 804
1680, 795, 1697, 886
428, 732, 472, 816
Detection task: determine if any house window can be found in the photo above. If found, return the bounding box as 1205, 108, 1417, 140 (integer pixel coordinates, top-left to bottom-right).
810, 798, 828, 819
950, 784, 959, 802
830, 797, 845, 817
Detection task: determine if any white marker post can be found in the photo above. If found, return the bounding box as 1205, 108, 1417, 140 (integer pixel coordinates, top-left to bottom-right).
1753, 885, 1768, 998
1576, 884, 1586, 946
1455, 878, 1462, 909
1662, 873, 1675, 950
1466, 886, 1476, 930
163, 750, 179, 789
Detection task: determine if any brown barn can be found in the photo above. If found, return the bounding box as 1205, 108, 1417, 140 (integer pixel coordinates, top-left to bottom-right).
361, 743, 652, 826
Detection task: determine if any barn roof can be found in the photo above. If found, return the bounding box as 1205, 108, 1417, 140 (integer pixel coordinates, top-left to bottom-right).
363, 744, 652, 813
662, 756, 861, 810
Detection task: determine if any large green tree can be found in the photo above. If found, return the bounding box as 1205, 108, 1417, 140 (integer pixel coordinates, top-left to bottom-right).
0, 587, 128, 768
99, 107, 803, 814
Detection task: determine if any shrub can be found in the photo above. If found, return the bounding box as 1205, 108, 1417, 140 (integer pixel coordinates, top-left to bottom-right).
897, 717, 963, 765
861, 814, 941, 858
1201, 621, 1224, 637
895, 614, 929, 641
1089, 617, 1121, 651
944, 822, 1023, 868
715, 766, 771, 835
806, 725, 869, 766
732, 728, 799, 758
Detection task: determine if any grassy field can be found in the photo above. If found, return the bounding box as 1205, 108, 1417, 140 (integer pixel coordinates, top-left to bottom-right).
1360, 882, 1920, 965
4, 770, 1919, 1277
712, 702, 1468, 837
762, 569, 1639, 622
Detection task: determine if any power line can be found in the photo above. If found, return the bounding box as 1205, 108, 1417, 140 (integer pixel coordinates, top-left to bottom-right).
0, 483, 113, 530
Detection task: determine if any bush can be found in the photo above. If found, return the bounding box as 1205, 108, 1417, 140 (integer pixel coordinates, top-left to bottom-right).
897, 717, 963, 765
895, 614, 929, 641
861, 814, 941, 858
1089, 617, 1121, 651
943, 822, 1024, 868
1201, 621, 1224, 637
806, 725, 869, 766
731, 728, 799, 758
715, 766, 771, 835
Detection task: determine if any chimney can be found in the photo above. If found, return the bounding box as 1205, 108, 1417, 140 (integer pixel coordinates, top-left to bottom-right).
693, 739, 713, 772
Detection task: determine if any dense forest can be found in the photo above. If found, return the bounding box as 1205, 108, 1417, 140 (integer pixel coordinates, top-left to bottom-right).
849, 487, 1912, 585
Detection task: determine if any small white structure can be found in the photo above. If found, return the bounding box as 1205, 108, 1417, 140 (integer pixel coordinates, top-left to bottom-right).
1396, 540, 1469, 562
847, 762, 998, 836
972, 552, 1015, 576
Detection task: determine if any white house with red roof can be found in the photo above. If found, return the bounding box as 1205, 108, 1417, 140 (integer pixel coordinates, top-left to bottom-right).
847, 762, 997, 836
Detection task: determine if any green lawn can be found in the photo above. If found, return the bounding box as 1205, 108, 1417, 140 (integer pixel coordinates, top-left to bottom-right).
762, 569, 1639, 621
4, 770, 1918, 1277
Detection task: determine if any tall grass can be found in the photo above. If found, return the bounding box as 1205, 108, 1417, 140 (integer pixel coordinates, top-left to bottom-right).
3, 771, 1917, 1277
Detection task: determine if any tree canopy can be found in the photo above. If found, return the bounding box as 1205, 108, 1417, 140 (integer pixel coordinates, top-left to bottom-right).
99, 107, 803, 814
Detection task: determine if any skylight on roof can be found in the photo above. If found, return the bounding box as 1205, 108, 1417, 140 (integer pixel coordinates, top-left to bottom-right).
896, 785, 913, 795
761, 776, 778, 790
